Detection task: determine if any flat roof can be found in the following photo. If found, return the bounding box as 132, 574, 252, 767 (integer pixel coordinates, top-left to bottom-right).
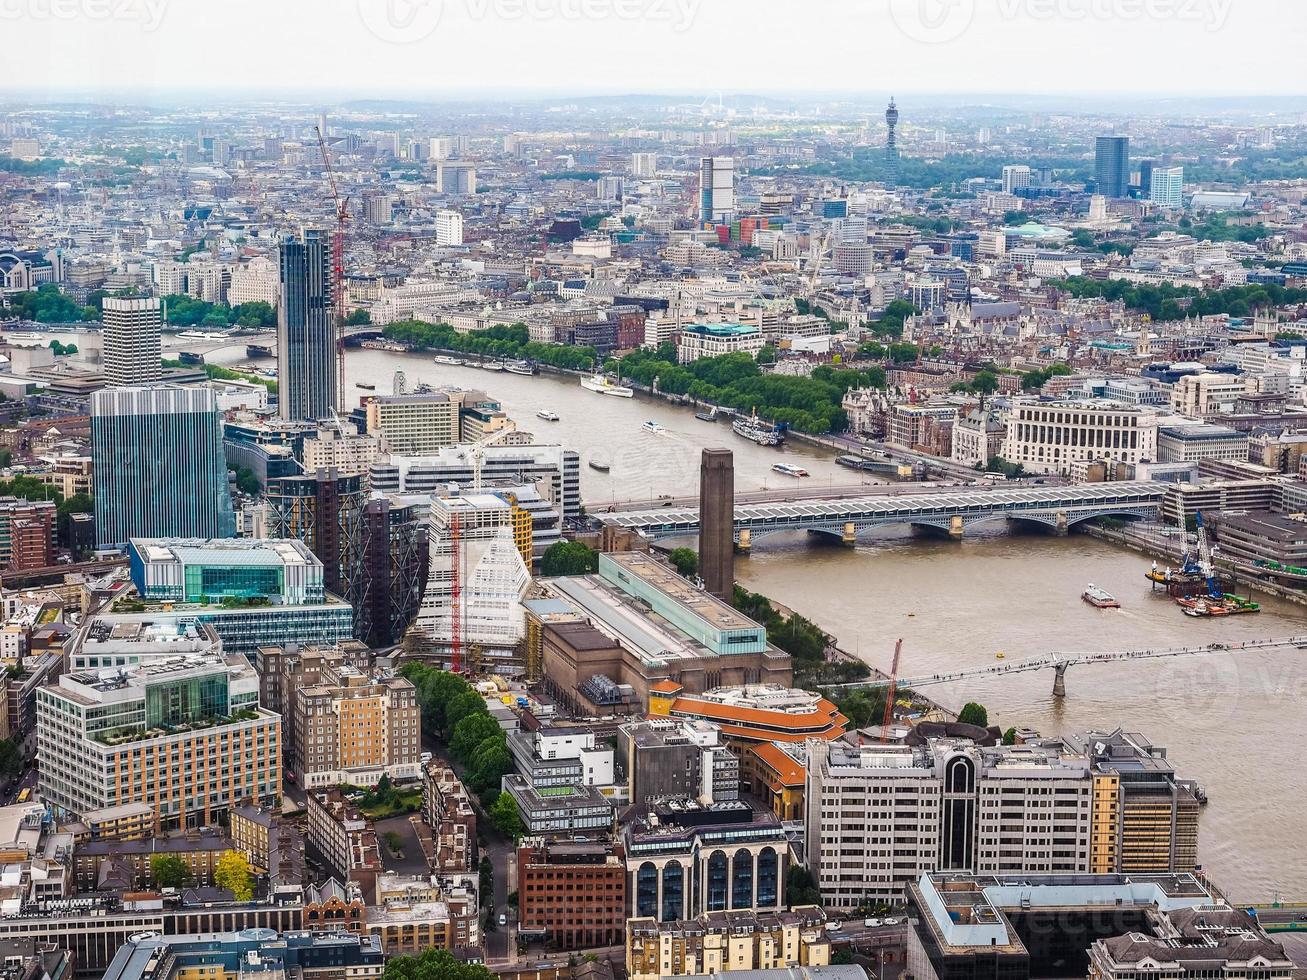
602, 552, 758, 633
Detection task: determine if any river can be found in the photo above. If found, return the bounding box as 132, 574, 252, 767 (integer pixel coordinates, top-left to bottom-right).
196, 337, 1307, 900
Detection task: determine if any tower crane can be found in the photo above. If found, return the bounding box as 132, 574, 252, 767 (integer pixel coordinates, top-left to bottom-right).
880, 638, 903, 742
1193, 511, 1222, 599
314, 125, 349, 413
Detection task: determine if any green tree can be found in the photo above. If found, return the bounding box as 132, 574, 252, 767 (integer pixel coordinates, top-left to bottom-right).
382, 947, 495, 980
489, 791, 527, 841
1002, 727, 1018, 745
214, 850, 254, 902
345, 308, 372, 325
449, 714, 502, 764
971, 370, 999, 396
539, 540, 599, 576
785, 866, 822, 906
0, 738, 23, 778
668, 547, 698, 578
232, 466, 260, 496
958, 702, 989, 728
150, 853, 195, 889
443, 690, 487, 740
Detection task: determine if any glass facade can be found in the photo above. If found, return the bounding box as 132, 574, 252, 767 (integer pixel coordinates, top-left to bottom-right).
731, 849, 754, 909
636, 862, 658, 917
278, 229, 337, 421
706, 850, 728, 912
189, 563, 284, 601
91, 387, 236, 549
757, 847, 779, 907
145, 672, 230, 727
661, 862, 684, 922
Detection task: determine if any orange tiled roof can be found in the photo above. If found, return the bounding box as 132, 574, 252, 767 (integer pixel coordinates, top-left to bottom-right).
749, 741, 806, 786
650, 680, 683, 695
668, 696, 847, 742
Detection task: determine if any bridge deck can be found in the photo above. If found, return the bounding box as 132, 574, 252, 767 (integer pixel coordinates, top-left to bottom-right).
599, 480, 1165, 535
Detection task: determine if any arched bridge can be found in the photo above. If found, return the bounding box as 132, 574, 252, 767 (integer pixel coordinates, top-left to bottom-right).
597, 481, 1165, 547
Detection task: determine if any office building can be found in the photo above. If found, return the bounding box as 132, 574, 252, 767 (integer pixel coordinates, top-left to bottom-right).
619, 718, 739, 804
292, 663, 421, 789
412, 494, 531, 668
227, 256, 279, 309
434, 209, 464, 246
1001, 400, 1159, 477
518, 837, 628, 951
102, 296, 162, 387
1156, 423, 1248, 463
507, 725, 615, 792
1170, 373, 1249, 418
678, 322, 765, 362
905, 872, 1258, 980
36, 651, 281, 828
128, 537, 324, 605
1064, 729, 1201, 873
649, 683, 846, 747
365, 392, 460, 453
1002, 165, 1032, 195
699, 156, 735, 223
627, 908, 831, 980
103, 929, 385, 980
91, 386, 237, 549
1150, 165, 1184, 208
700, 448, 734, 600
278, 228, 337, 421
1095, 136, 1131, 198
436, 161, 477, 195
885, 97, 901, 185
301, 422, 380, 477
367, 872, 479, 955
501, 775, 615, 834
805, 739, 1095, 906
624, 798, 788, 920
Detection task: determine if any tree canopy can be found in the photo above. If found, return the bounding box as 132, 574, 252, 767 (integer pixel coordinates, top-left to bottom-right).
540, 541, 599, 576
214, 850, 254, 902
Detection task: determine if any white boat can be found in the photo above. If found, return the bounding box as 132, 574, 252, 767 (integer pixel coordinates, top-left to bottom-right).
178, 330, 228, 340
2, 331, 42, 341
641, 420, 667, 435
733, 409, 784, 446
537, 410, 560, 422
772, 463, 809, 478
581, 374, 634, 398
506, 361, 536, 376
433, 355, 463, 366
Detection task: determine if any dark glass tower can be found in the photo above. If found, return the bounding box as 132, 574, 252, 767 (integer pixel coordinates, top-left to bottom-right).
1095, 136, 1131, 199
699, 448, 735, 601
278, 228, 336, 421
885, 97, 901, 186
91, 385, 236, 549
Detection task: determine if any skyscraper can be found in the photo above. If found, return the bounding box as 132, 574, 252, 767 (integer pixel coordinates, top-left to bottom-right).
278, 228, 336, 421
1149, 166, 1184, 208
91, 385, 237, 548
101, 295, 162, 387
1002, 165, 1032, 195
1095, 136, 1130, 199
884, 98, 901, 186
698, 157, 734, 224
699, 448, 734, 601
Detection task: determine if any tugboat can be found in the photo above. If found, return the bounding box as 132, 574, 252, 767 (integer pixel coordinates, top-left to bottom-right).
1082, 584, 1120, 609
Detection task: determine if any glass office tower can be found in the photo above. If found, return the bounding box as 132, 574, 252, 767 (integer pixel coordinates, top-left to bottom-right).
278, 227, 337, 421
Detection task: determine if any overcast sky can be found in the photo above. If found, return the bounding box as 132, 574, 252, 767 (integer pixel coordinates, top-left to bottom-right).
3, 0, 1306, 101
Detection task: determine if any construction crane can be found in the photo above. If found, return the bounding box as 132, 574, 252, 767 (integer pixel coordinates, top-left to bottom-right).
448, 421, 520, 674
1194, 511, 1222, 599
880, 638, 903, 742
314, 125, 348, 413
806, 227, 834, 296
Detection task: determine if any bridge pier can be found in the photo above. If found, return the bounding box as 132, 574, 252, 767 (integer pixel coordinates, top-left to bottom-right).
1052, 663, 1068, 698
1055, 511, 1069, 537
735, 529, 751, 555
949, 515, 964, 540
842, 522, 857, 548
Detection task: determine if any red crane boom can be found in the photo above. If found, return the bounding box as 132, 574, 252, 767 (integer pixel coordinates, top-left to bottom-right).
881, 638, 903, 742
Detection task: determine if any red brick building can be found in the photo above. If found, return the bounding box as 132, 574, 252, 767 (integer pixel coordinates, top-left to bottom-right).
517, 837, 627, 951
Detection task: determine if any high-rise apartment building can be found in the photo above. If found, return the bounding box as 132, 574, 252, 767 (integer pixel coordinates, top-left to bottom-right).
1095, 136, 1131, 198
698, 157, 734, 223
631, 152, 657, 177
1002, 164, 1032, 195
357, 494, 429, 649
36, 649, 281, 828
91, 386, 236, 549
291, 662, 421, 788
434, 210, 464, 246
102, 296, 162, 387
264, 468, 366, 615
1149, 166, 1185, 208
699, 448, 734, 600
278, 228, 336, 421
0, 498, 56, 570
805, 738, 1095, 906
